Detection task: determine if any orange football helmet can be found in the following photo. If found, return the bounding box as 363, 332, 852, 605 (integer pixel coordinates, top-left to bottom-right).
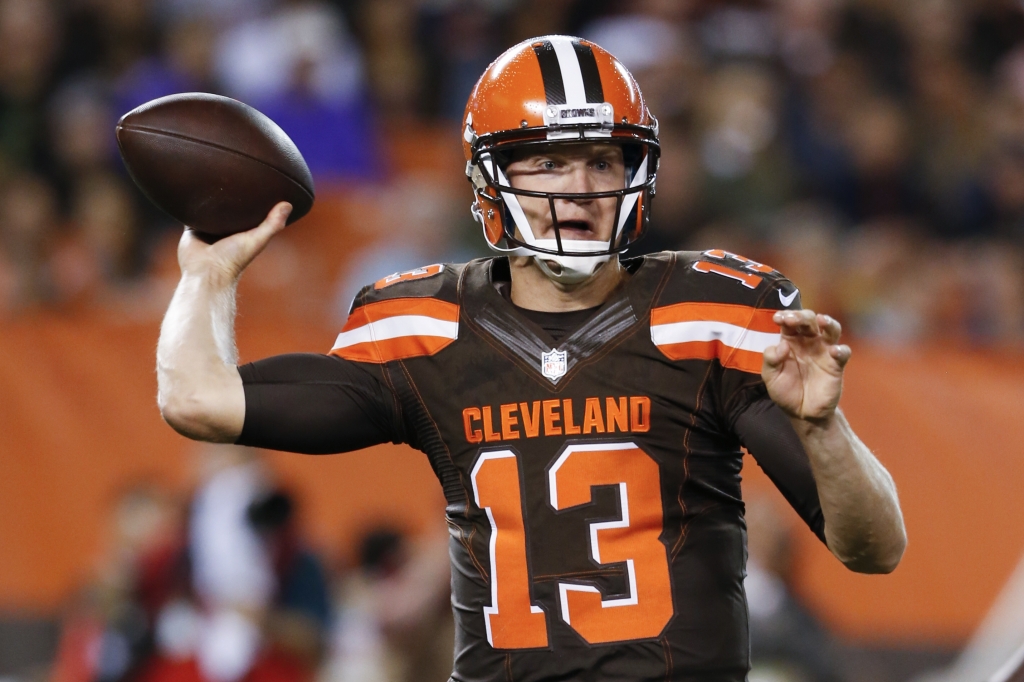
463, 35, 660, 283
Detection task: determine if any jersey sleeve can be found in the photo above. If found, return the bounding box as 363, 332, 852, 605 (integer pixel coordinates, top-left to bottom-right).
712, 260, 802, 428
733, 396, 826, 543
236, 353, 406, 454
692, 254, 825, 543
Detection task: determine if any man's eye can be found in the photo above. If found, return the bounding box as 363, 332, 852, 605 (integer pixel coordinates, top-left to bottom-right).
542, 160, 556, 170
594, 161, 609, 171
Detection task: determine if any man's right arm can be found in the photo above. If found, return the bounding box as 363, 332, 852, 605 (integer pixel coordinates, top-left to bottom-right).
157, 203, 292, 442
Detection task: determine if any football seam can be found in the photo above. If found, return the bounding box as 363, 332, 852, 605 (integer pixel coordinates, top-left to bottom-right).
117, 124, 315, 203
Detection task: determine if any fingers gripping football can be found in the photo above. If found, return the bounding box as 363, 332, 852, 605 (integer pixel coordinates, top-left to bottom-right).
177, 202, 292, 283
762, 309, 851, 422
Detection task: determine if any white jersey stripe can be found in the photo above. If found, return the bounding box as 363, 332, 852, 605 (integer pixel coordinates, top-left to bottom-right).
549, 36, 587, 107
651, 320, 781, 354
332, 315, 459, 350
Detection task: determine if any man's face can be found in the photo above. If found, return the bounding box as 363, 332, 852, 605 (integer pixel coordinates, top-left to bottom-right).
505, 142, 626, 246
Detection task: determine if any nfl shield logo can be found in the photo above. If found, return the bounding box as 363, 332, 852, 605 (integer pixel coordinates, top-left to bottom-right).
541, 349, 568, 381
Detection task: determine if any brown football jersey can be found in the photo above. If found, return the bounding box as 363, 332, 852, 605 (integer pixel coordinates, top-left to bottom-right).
319, 250, 821, 682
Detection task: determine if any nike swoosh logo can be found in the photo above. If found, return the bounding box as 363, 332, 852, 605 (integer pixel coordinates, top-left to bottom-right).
779, 288, 799, 307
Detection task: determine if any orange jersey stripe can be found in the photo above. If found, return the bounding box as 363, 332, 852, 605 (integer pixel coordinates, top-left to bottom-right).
652, 340, 765, 374
341, 297, 459, 330
332, 334, 457, 364
650, 302, 780, 334
330, 298, 460, 364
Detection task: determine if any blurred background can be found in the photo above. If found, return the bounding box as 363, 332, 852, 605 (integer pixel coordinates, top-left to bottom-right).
1, 0, 1024, 681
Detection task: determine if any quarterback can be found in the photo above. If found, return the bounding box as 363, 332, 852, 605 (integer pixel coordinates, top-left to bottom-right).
157, 37, 906, 682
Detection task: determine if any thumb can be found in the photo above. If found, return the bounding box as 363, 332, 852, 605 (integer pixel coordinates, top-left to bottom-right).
232, 202, 293, 270
248, 202, 292, 250
762, 339, 791, 370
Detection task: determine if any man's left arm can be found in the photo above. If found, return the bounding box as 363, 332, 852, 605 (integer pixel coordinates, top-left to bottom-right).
762, 309, 907, 574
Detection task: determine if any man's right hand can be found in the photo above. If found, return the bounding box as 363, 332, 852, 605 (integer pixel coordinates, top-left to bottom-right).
157, 202, 293, 443
178, 202, 293, 284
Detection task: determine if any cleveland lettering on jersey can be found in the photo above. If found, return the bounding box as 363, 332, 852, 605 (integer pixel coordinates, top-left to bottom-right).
462, 396, 651, 443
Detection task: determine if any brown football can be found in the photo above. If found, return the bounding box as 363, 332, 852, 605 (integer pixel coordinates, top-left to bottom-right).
116, 93, 315, 238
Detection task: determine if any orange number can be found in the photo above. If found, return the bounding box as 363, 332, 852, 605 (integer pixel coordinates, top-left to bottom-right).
471, 443, 674, 649
703, 248, 775, 273
693, 260, 763, 289
548, 443, 674, 644
471, 451, 550, 649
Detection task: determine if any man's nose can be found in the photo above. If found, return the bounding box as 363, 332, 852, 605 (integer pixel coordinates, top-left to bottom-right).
559, 164, 596, 199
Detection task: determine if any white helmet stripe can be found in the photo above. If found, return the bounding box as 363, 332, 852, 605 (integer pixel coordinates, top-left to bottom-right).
616, 154, 650, 235
549, 36, 588, 107
493, 160, 539, 244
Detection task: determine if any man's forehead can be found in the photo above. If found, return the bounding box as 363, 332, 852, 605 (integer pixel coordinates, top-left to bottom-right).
511, 142, 624, 161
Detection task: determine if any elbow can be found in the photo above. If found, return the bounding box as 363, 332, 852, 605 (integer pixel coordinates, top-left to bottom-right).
834, 526, 907, 575
158, 389, 236, 443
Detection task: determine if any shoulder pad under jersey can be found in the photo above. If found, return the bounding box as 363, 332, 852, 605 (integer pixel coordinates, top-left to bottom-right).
331, 263, 466, 364
348, 262, 463, 312
649, 250, 801, 374
656, 249, 800, 311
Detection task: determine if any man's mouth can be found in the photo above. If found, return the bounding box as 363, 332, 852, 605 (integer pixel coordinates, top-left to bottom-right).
554, 220, 595, 239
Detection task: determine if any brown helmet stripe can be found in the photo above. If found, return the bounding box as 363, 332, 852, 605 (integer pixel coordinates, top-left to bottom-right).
532, 41, 566, 105
572, 41, 604, 104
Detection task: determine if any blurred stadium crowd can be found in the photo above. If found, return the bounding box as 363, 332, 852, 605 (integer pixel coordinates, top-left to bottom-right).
1, 0, 1024, 342
51, 446, 456, 682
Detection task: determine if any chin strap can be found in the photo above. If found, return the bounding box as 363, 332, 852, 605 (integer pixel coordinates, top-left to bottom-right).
529, 240, 613, 284
479, 223, 613, 284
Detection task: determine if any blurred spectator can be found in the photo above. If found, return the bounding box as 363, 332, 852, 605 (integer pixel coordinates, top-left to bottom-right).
114, 17, 220, 116
47, 78, 119, 205
420, 1, 504, 121
52, 484, 184, 682
214, 0, 379, 181
581, 0, 698, 121
357, 0, 422, 119
745, 493, 847, 682
49, 172, 145, 305
0, 0, 60, 174
109, 447, 332, 682
965, 0, 1024, 77
0, 172, 59, 311
321, 526, 451, 682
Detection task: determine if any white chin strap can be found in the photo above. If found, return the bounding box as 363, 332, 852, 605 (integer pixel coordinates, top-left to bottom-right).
530, 240, 612, 284
482, 153, 649, 285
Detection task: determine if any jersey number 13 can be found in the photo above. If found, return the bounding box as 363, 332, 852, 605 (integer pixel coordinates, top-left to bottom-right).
470, 442, 674, 649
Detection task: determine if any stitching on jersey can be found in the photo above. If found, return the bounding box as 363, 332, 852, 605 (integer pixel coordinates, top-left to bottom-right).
504, 653, 512, 682
645, 250, 677, 313
395, 360, 488, 581
445, 517, 488, 582
661, 635, 673, 682
464, 525, 488, 582
378, 364, 406, 444
671, 360, 714, 560
397, 360, 469, 498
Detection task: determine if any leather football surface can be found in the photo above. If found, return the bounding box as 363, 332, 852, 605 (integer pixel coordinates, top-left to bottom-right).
116, 92, 315, 238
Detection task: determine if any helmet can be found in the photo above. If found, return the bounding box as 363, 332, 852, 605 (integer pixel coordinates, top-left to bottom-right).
462, 35, 660, 284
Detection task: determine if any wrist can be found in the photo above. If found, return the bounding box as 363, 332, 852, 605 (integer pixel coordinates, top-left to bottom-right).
788, 409, 840, 436
180, 264, 240, 292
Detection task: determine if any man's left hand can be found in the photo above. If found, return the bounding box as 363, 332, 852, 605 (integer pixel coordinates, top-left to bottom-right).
762, 310, 851, 423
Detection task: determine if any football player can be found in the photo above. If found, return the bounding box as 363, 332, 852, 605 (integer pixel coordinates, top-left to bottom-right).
157, 36, 906, 682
